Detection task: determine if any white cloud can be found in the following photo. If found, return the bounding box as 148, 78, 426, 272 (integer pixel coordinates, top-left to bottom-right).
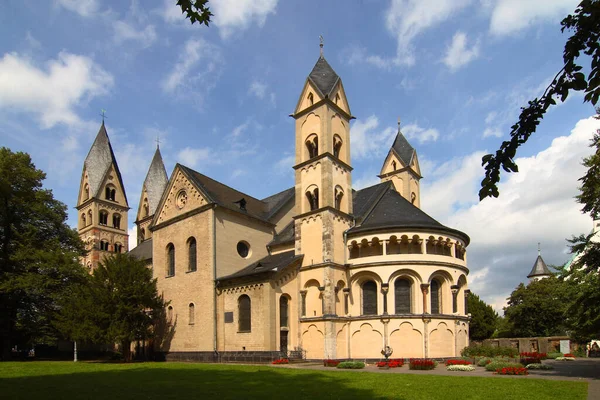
249, 81, 267, 99
178, 146, 212, 168
113, 20, 157, 48
353, 172, 381, 190
0, 51, 113, 129
25, 32, 41, 49
212, 0, 278, 39
128, 225, 137, 251
422, 116, 600, 308
162, 38, 222, 99
350, 116, 396, 160
402, 123, 440, 143
274, 154, 295, 174
56, 0, 99, 17
231, 121, 249, 138
443, 31, 480, 71
490, 0, 579, 36
483, 127, 502, 138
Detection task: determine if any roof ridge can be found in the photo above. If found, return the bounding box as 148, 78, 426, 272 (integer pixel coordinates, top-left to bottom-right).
179, 164, 264, 203
355, 181, 393, 224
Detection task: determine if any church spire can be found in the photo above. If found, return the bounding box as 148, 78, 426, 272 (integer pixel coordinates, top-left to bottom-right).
135, 146, 168, 244
527, 243, 552, 281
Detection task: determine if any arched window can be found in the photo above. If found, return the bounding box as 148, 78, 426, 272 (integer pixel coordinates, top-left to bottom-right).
349, 241, 359, 259
411, 192, 416, 205
362, 281, 378, 315
305, 134, 318, 159
430, 280, 441, 314
139, 228, 145, 242
308, 92, 314, 106
305, 186, 319, 211
112, 213, 121, 229
105, 186, 116, 201
99, 210, 108, 225
279, 296, 289, 328
238, 295, 251, 332
392, 160, 397, 171
81, 213, 86, 228
334, 186, 344, 210
188, 237, 197, 272
114, 243, 122, 253
335, 93, 340, 105
84, 183, 89, 200
100, 240, 109, 251
166, 243, 175, 277
143, 200, 149, 217
88, 210, 92, 225
394, 279, 411, 314
333, 135, 342, 159
189, 303, 195, 325
167, 306, 173, 323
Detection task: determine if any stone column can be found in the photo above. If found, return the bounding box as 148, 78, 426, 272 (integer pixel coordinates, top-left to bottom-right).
451, 285, 459, 314
381, 283, 389, 315
422, 316, 431, 358
464, 289, 471, 315
343, 288, 350, 315
300, 290, 307, 317
382, 240, 387, 255
421, 284, 430, 314
318, 286, 325, 315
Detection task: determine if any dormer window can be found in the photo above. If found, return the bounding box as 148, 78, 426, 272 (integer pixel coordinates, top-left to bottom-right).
308, 92, 314, 106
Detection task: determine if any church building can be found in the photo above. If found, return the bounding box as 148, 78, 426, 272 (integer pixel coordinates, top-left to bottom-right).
76, 50, 471, 361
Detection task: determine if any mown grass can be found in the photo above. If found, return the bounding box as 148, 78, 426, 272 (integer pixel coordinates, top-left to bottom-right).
0, 362, 588, 400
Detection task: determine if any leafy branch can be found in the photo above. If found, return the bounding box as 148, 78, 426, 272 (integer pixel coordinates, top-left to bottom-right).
176, 0, 213, 26
480, 0, 600, 200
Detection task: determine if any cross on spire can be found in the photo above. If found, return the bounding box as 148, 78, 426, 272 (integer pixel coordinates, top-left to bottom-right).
155, 134, 161, 149
319, 35, 324, 58
538, 242, 541, 256
398, 117, 401, 130
100, 109, 107, 123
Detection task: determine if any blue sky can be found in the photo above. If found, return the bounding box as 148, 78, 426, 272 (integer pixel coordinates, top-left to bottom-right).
1, 0, 598, 311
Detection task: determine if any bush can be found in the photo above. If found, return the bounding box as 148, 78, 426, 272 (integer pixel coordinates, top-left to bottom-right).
409, 359, 436, 370
546, 352, 563, 359
447, 365, 475, 372
495, 367, 528, 375
336, 361, 365, 369
461, 345, 519, 358
485, 361, 523, 372
477, 357, 492, 367
323, 359, 340, 367
526, 363, 554, 370
445, 359, 472, 366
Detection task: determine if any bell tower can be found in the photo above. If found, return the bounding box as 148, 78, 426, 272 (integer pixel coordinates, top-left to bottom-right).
135, 145, 168, 245
76, 122, 129, 270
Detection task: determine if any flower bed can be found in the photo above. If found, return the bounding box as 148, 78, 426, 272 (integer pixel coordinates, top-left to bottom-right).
555, 356, 576, 361
485, 361, 523, 372
445, 359, 472, 366
408, 359, 436, 370
520, 352, 547, 359
323, 359, 340, 367
563, 353, 575, 358
520, 357, 542, 365
447, 365, 475, 372
526, 363, 554, 370
336, 361, 365, 369
376, 359, 404, 368
272, 358, 289, 365
495, 367, 528, 375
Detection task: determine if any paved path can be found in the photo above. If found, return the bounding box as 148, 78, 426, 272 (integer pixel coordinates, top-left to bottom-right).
282, 358, 600, 400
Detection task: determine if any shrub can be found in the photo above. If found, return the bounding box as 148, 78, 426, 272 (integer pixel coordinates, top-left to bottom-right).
447, 365, 475, 371
323, 359, 340, 367
336, 361, 365, 369
461, 345, 519, 358
520, 357, 542, 365
272, 358, 289, 365
520, 352, 547, 360
546, 352, 563, 359
409, 359, 436, 370
495, 367, 528, 375
526, 363, 554, 370
477, 357, 492, 367
445, 359, 472, 366
485, 361, 524, 372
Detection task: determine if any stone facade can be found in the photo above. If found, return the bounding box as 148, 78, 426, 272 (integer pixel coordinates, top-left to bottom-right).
79, 52, 471, 361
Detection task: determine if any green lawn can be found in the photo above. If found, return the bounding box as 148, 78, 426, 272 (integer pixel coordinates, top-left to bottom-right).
0, 362, 588, 400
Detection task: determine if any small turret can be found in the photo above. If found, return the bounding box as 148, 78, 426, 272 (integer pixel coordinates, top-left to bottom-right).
527, 243, 552, 282
135, 146, 168, 245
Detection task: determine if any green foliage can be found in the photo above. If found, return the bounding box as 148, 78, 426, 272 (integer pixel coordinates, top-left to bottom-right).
485, 361, 524, 372
461, 345, 519, 358
55, 253, 166, 361
480, 0, 600, 200
503, 276, 576, 337
477, 357, 492, 367
467, 292, 498, 340
492, 316, 514, 338
176, 0, 212, 26
0, 148, 86, 360
547, 352, 564, 359
335, 361, 364, 369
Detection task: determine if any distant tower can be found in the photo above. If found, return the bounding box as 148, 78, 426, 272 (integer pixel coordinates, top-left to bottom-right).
378, 120, 422, 208
527, 243, 552, 282
76, 122, 129, 270
135, 146, 168, 245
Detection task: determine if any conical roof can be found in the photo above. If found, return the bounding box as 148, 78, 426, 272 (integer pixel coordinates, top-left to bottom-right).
527, 255, 552, 278
84, 122, 127, 204
142, 147, 168, 215
391, 129, 416, 167
308, 56, 340, 97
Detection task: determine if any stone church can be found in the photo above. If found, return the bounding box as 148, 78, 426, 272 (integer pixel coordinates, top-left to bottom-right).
76, 52, 471, 361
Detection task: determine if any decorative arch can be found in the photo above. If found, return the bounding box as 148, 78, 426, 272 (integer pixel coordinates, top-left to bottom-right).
188, 303, 195, 325
99, 210, 109, 225
112, 213, 121, 229
88, 210, 92, 225
389, 322, 423, 358
334, 185, 344, 211
389, 269, 422, 315
351, 323, 383, 359
279, 294, 290, 328
307, 92, 314, 106
105, 185, 116, 201
305, 133, 319, 159
83, 183, 89, 200
333, 134, 343, 159
305, 184, 319, 211
303, 279, 321, 317
166, 243, 175, 277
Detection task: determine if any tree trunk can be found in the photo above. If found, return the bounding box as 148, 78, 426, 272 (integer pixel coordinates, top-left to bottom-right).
0, 298, 14, 361
122, 340, 131, 362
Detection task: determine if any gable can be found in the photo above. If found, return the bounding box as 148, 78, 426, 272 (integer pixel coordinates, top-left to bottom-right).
137, 187, 151, 221
329, 81, 351, 115
154, 168, 210, 226
98, 164, 128, 207
294, 80, 324, 115
411, 152, 421, 176
77, 168, 91, 207
379, 149, 405, 175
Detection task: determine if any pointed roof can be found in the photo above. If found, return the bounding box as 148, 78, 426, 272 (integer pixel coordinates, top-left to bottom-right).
308, 56, 340, 97
348, 181, 470, 245
84, 122, 128, 204
143, 147, 168, 216
391, 129, 416, 167
528, 255, 552, 278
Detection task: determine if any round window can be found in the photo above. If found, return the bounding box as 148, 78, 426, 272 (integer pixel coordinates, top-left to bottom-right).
237, 241, 250, 258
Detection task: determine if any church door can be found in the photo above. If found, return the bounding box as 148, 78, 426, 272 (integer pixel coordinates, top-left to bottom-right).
280, 330, 288, 355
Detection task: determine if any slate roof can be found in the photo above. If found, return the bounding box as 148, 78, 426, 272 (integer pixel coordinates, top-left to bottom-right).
268, 221, 295, 247
218, 251, 302, 280
129, 238, 153, 261
179, 165, 293, 223
308, 56, 340, 97
349, 181, 470, 245
528, 255, 552, 278
143, 147, 168, 216
84, 122, 128, 204
391, 129, 416, 167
